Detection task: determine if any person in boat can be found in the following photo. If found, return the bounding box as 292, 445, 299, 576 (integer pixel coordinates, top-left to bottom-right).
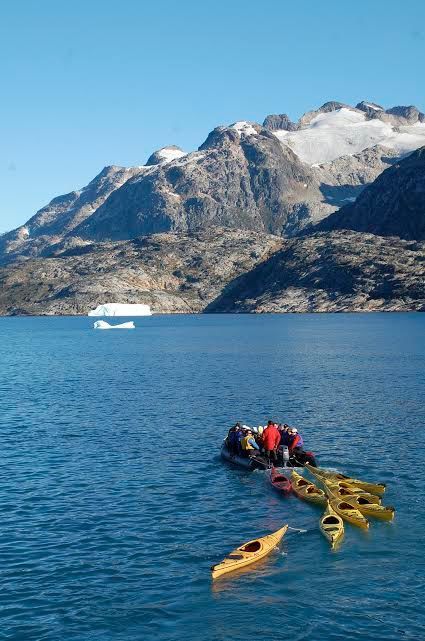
226, 423, 241, 455
262, 420, 281, 463
240, 429, 261, 457
235, 424, 246, 455
279, 424, 291, 446
255, 426, 264, 448
288, 428, 304, 452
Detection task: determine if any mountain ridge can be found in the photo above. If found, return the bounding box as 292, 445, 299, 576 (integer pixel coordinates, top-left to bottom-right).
1, 99, 424, 266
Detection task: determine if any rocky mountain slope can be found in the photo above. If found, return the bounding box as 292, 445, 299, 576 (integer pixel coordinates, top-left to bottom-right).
0, 165, 145, 264
317, 146, 425, 240
1, 226, 423, 315
207, 231, 425, 313
1, 100, 424, 265
0, 229, 281, 315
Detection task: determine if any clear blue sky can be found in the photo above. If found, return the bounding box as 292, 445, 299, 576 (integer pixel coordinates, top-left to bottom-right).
1, 0, 424, 232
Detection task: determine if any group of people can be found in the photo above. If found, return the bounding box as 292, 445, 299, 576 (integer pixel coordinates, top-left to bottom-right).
226, 420, 305, 463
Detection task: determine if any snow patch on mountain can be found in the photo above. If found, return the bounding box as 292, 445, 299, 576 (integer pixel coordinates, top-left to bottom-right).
363, 102, 383, 111
230, 121, 258, 136
146, 146, 187, 166
272, 108, 425, 164
156, 147, 187, 163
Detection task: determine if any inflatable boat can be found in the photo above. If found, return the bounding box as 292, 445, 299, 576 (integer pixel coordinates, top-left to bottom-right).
220, 442, 317, 471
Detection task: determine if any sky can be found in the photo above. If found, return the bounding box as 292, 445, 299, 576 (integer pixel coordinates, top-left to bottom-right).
1, 0, 424, 233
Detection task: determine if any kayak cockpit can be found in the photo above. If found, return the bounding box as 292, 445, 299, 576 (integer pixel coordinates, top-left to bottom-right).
240, 541, 261, 553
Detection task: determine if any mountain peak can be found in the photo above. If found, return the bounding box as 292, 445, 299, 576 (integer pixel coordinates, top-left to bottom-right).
146, 145, 186, 166
385, 105, 425, 123
263, 114, 297, 132
356, 100, 384, 115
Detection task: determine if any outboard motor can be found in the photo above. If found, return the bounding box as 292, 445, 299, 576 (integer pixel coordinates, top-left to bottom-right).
280, 446, 290, 467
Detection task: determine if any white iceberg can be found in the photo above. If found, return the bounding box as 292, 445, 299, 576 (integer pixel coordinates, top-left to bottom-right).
94, 320, 135, 330
88, 303, 152, 316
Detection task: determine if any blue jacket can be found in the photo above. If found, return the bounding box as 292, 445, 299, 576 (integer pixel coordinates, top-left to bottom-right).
280, 431, 290, 446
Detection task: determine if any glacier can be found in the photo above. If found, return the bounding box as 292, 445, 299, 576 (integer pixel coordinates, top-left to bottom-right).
272, 108, 425, 165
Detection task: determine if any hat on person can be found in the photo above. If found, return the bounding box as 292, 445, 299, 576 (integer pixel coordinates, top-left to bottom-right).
291, 428, 298, 433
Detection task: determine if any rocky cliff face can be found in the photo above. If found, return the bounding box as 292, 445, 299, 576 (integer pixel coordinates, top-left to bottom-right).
317, 146, 425, 240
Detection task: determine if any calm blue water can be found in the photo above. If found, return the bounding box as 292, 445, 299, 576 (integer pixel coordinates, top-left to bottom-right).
0, 314, 424, 641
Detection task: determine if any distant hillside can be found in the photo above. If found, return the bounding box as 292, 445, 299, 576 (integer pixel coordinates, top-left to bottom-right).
207, 231, 425, 313
316, 146, 425, 240
0, 229, 281, 315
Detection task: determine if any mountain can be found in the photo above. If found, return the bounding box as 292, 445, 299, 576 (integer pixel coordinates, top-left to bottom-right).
1, 100, 424, 265
317, 146, 425, 240
206, 231, 425, 313
1, 99, 424, 316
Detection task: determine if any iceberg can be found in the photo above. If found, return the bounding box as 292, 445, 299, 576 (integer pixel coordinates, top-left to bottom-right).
88, 303, 152, 316
94, 320, 135, 329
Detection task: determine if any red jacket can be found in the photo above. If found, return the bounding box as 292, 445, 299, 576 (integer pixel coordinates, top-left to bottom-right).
289, 434, 301, 452
262, 425, 280, 451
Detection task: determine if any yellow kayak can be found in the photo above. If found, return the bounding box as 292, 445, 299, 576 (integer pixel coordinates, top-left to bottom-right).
326, 488, 369, 529
320, 501, 344, 549
306, 463, 386, 496
322, 479, 382, 504
211, 525, 288, 579
337, 494, 395, 521
291, 470, 327, 506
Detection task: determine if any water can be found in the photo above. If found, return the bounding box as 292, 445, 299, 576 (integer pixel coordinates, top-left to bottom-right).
0, 314, 423, 641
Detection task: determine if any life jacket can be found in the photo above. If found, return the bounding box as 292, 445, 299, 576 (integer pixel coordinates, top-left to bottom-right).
289, 434, 304, 450
241, 435, 255, 451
